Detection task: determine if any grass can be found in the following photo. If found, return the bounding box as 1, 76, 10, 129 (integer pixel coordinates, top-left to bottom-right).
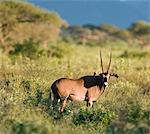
0, 42, 150, 134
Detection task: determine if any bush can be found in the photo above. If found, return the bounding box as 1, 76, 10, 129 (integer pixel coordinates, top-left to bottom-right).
129, 21, 150, 36
112, 30, 132, 41
24, 89, 46, 107
106, 104, 150, 134
10, 39, 44, 59
73, 109, 115, 127
12, 121, 48, 134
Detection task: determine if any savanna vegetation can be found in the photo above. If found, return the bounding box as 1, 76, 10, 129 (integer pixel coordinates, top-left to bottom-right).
0, 1, 150, 134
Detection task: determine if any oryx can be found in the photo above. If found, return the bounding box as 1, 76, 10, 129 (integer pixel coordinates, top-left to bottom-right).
50, 51, 118, 112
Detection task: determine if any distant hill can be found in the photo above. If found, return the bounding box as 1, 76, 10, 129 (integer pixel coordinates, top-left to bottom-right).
61, 21, 150, 47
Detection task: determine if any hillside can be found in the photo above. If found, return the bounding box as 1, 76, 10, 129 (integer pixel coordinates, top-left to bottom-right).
0, 1, 64, 53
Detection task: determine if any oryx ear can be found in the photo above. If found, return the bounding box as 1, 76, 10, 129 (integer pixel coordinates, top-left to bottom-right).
110, 73, 119, 78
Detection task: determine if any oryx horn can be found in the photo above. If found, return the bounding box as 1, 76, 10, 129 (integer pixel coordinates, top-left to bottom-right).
100, 50, 104, 73
106, 52, 112, 73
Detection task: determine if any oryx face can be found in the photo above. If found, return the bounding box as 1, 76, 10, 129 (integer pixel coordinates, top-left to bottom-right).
101, 73, 110, 88
99, 50, 118, 89
100, 72, 118, 89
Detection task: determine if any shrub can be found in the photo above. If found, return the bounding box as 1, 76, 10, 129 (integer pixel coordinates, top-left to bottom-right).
106, 104, 150, 134
9, 39, 44, 59
73, 109, 115, 127
129, 21, 150, 36
24, 89, 45, 107
12, 121, 48, 134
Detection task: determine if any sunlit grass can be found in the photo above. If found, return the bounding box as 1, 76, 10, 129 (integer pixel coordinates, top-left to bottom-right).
0, 42, 150, 134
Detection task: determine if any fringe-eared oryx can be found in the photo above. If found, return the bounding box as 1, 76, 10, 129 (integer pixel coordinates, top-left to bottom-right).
50, 51, 118, 112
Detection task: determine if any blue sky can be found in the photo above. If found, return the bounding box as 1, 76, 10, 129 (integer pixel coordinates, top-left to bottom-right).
27, 0, 150, 28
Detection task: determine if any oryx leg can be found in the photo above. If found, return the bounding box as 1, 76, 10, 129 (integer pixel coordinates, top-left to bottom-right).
60, 97, 68, 113
52, 93, 60, 110
87, 100, 93, 108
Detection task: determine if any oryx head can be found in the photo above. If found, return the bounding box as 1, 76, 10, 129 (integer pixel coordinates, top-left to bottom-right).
94, 51, 118, 89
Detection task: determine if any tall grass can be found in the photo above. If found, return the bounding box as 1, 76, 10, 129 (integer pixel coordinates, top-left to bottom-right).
0, 42, 150, 134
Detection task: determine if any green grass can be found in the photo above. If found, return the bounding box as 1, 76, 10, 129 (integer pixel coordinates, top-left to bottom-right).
0, 42, 150, 134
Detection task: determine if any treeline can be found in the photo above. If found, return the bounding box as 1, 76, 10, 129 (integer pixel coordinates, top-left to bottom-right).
62, 21, 150, 46
0, 1, 150, 58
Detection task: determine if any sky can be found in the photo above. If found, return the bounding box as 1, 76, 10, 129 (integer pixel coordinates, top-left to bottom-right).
27, 0, 150, 28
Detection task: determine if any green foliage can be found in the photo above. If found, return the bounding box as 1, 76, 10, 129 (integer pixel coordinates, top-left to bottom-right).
12, 121, 48, 134
112, 30, 132, 41
106, 104, 150, 134
129, 21, 150, 36
24, 89, 46, 107
9, 39, 74, 59
127, 104, 144, 124
10, 39, 43, 59
73, 109, 115, 127
0, 37, 150, 134
100, 24, 120, 34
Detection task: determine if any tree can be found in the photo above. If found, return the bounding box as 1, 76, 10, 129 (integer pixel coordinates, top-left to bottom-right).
66, 25, 92, 45
99, 24, 120, 35
129, 21, 150, 36
112, 30, 132, 41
